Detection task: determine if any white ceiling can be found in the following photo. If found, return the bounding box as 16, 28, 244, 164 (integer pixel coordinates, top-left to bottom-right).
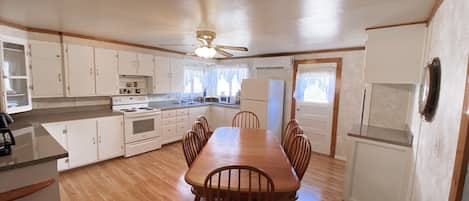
0, 0, 435, 57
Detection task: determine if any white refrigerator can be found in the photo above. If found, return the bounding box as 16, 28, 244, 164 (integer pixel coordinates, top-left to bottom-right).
240, 79, 285, 140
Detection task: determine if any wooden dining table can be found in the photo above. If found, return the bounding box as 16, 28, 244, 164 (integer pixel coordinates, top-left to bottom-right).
184, 127, 300, 193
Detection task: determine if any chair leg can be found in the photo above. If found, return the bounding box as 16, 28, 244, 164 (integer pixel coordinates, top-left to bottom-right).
194, 194, 200, 201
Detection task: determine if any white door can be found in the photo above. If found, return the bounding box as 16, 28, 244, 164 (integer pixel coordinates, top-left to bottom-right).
118, 50, 138, 75
170, 58, 185, 93
97, 116, 124, 160
67, 119, 98, 168
138, 53, 154, 76
294, 63, 336, 155
66, 44, 95, 97
95, 48, 119, 95
154, 56, 171, 93
29, 41, 64, 97
43, 123, 69, 171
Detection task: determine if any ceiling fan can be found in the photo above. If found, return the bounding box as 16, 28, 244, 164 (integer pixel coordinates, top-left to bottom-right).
187, 30, 248, 58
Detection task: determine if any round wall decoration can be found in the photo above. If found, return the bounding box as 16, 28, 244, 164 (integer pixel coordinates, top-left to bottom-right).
419, 57, 441, 121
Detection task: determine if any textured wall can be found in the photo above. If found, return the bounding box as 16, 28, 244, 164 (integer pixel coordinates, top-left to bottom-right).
368, 84, 414, 130
410, 0, 469, 200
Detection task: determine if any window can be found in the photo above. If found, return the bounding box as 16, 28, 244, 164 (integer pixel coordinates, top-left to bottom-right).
208, 65, 249, 96
295, 67, 335, 103
184, 66, 205, 94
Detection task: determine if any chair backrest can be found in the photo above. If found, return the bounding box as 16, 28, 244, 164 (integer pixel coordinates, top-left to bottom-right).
182, 130, 202, 167
289, 134, 312, 180
284, 126, 303, 159
192, 120, 209, 146
282, 119, 299, 147
204, 165, 275, 201
196, 115, 211, 134
232, 111, 260, 128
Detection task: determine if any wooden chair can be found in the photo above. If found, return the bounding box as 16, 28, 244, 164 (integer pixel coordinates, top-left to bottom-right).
232, 111, 260, 128
204, 165, 275, 201
282, 119, 299, 147
192, 120, 209, 146
289, 134, 312, 180
283, 126, 304, 159
182, 130, 203, 167
196, 115, 212, 136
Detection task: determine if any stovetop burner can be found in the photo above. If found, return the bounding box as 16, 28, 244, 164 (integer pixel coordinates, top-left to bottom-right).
120, 109, 137, 112
138, 107, 154, 110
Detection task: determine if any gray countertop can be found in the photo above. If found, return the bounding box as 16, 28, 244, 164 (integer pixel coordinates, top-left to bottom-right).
0, 105, 122, 172
348, 125, 413, 147
149, 101, 240, 110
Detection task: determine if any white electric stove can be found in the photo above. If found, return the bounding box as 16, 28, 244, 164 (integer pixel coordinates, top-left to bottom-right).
112, 96, 161, 157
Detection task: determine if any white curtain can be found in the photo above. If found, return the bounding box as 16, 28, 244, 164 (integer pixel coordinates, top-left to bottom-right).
206, 63, 249, 96
294, 66, 335, 104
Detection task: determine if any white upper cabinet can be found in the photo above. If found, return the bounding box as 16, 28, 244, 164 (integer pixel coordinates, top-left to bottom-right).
170, 58, 185, 93
118, 50, 138, 75
365, 24, 427, 83
95, 48, 119, 95
138, 53, 154, 76
29, 41, 64, 98
65, 44, 95, 97
154, 56, 171, 94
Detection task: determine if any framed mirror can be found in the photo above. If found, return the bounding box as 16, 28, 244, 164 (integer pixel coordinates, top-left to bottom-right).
419, 57, 441, 121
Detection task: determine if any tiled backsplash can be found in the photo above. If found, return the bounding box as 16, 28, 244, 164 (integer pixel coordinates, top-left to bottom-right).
32, 97, 111, 109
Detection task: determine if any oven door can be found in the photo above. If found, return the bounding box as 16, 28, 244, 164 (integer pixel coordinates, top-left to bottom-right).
124, 113, 160, 143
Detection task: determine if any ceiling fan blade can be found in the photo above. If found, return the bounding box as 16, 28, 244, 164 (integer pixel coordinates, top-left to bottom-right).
215, 48, 233, 57
158, 44, 197, 47
215, 45, 248, 51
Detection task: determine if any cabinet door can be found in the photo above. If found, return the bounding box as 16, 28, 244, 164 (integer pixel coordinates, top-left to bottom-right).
67, 119, 98, 168
138, 53, 154, 76
118, 51, 138, 75
170, 58, 185, 93
43, 123, 69, 171
154, 56, 171, 94
97, 116, 124, 160
95, 48, 119, 95
210, 106, 225, 128
29, 41, 64, 98
224, 108, 240, 126
66, 44, 95, 97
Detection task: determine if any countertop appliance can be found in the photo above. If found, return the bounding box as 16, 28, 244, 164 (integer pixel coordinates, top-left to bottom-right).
112, 96, 161, 157
0, 113, 15, 156
240, 79, 285, 140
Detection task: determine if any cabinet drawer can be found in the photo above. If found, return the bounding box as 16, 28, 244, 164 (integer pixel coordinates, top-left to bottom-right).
177, 123, 189, 137
162, 117, 177, 126
176, 108, 189, 116
162, 125, 177, 136
177, 116, 188, 123
162, 110, 177, 119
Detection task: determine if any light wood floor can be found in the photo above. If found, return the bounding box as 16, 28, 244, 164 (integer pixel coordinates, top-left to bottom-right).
59, 142, 345, 201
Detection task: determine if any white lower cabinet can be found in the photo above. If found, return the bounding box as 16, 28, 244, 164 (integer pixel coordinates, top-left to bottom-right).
43, 115, 124, 171
97, 116, 124, 160
161, 108, 190, 144
344, 136, 412, 201
67, 119, 98, 168
44, 123, 69, 171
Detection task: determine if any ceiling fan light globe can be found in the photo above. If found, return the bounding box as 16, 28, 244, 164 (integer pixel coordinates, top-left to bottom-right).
194, 46, 216, 59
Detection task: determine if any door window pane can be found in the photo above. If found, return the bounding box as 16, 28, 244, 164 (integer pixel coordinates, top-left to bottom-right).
295, 67, 335, 104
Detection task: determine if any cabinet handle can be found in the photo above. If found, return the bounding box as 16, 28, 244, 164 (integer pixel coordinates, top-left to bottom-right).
65, 158, 69, 163
62, 129, 67, 134
92, 137, 96, 144
98, 136, 102, 143
56, 54, 61, 58
58, 73, 62, 82
90, 68, 93, 76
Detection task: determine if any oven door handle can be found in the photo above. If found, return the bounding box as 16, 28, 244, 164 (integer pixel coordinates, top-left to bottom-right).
125, 113, 161, 119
